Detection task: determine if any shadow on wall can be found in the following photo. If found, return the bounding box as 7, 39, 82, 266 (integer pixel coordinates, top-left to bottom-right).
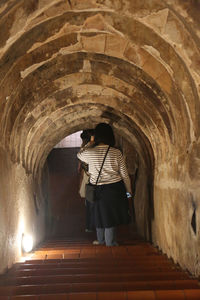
116, 135, 154, 242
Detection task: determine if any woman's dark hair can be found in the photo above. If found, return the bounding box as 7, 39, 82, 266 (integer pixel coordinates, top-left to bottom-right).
94, 123, 115, 147
80, 129, 94, 146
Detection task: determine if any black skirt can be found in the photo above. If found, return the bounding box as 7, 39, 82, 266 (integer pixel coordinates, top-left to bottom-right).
94, 180, 129, 228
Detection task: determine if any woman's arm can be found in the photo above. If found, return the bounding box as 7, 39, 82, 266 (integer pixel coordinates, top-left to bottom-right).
118, 152, 132, 195
77, 136, 95, 163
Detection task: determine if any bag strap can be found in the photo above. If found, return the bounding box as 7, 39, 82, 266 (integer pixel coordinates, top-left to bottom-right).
95, 146, 110, 185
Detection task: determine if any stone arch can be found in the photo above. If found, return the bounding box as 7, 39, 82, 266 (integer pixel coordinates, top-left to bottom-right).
3, 51, 185, 166
35, 103, 155, 240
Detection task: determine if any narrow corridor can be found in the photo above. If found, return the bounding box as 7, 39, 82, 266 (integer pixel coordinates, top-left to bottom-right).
0, 142, 193, 299
1, 0, 200, 286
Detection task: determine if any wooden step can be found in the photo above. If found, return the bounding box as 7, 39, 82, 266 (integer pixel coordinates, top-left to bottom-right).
0, 279, 199, 296
0, 239, 199, 299
1, 271, 190, 286
1, 289, 200, 300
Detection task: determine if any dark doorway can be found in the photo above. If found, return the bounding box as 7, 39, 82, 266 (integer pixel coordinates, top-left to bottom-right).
46, 132, 140, 243
47, 147, 95, 240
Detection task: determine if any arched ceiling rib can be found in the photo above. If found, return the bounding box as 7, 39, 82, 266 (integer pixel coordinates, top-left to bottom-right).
29, 104, 154, 177
0, 0, 199, 175
8, 53, 176, 169
25, 100, 158, 174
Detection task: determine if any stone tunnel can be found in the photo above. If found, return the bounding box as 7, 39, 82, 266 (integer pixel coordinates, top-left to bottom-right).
0, 0, 200, 278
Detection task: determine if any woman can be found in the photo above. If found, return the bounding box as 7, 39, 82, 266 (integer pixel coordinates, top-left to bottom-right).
78, 129, 95, 232
77, 123, 132, 246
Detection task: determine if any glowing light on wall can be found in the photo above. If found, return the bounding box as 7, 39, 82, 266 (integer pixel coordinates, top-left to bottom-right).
17, 216, 25, 255
22, 234, 33, 253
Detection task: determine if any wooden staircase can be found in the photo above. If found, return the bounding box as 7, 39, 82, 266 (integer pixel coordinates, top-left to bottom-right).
0, 237, 200, 300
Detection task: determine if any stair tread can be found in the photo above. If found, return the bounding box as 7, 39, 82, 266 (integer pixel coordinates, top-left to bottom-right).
0, 280, 199, 296
0, 240, 199, 297
1, 273, 190, 286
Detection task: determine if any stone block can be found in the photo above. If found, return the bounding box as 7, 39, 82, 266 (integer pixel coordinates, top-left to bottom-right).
81, 33, 106, 53
164, 14, 183, 44
105, 34, 128, 58
141, 8, 169, 35
138, 47, 151, 67
157, 70, 172, 94
83, 14, 107, 31
124, 44, 140, 65
71, 0, 99, 9
142, 55, 167, 80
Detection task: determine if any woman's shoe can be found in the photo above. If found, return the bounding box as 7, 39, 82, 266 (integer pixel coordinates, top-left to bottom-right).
92, 240, 100, 245
92, 240, 105, 245
85, 229, 94, 232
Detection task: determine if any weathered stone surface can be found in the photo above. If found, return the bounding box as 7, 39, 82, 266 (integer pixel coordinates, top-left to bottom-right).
105, 34, 128, 58
141, 8, 169, 34
0, 146, 45, 274
81, 33, 106, 52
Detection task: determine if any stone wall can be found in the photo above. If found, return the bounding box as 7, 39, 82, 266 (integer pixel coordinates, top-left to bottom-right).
0, 147, 46, 274
151, 140, 200, 275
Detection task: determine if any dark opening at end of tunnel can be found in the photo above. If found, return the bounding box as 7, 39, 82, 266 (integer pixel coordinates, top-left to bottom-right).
42, 128, 154, 244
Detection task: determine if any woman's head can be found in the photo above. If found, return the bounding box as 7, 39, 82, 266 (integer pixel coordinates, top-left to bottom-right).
94, 123, 115, 146
80, 129, 94, 146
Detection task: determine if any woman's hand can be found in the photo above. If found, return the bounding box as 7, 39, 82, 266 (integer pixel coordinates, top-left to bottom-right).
89, 135, 95, 146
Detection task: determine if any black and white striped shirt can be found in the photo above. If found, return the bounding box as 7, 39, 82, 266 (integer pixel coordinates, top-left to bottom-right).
77, 144, 132, 194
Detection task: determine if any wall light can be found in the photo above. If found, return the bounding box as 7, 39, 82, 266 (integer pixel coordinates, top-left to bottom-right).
22, 234, 33, 253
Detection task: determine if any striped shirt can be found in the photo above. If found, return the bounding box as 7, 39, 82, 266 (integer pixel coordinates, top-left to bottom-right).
77, 144, 132, 194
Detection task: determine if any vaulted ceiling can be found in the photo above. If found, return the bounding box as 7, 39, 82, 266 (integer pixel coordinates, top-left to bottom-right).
0, 0, 199, 175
